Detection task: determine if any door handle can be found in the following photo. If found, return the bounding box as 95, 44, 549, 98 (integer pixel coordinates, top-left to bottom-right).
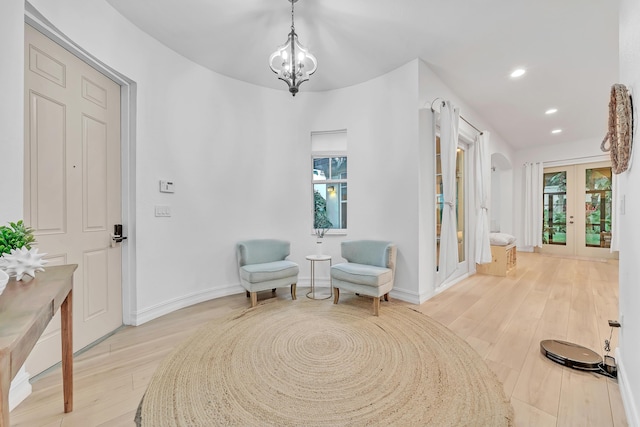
111, 224, 128, 243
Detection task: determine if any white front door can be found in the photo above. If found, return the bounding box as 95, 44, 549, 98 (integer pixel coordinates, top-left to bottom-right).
24, 24, 123, 375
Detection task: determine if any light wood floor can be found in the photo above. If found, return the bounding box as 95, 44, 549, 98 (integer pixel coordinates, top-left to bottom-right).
10, 252, 627, 426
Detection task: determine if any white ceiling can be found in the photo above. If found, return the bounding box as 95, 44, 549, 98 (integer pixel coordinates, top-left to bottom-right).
105, 0, 619, 150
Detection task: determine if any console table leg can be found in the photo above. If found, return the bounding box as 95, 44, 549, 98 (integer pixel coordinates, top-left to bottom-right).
0, 353, 9, 427
61, 289, 73, 413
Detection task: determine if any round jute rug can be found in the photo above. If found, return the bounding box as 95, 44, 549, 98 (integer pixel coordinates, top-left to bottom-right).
138, 297, 513, 426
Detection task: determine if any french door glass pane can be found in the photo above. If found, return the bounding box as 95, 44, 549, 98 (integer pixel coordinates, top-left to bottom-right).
456, 149, 465, 262
435, 137, 465, 269
584, 167, 612, 248
543, 171, 567, 245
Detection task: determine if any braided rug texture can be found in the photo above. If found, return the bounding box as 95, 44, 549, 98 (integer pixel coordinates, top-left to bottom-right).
139, 297, 513, 426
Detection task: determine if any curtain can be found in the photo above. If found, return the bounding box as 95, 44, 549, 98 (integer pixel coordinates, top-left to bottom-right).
610, 173, 619, 252
474, 132, 492, 263
439, 101, 460, 282
523, 162, 544, 247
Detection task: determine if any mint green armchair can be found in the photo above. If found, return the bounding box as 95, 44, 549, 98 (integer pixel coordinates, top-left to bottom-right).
237, 239, 299, 307
331, 240, 397, 316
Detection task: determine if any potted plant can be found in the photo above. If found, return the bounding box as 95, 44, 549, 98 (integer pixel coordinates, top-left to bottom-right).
313, 190, 333, 254
0, 220, 46, 281
0, 220, 36, 255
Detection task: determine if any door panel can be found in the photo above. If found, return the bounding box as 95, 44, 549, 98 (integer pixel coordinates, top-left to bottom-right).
29, 92, 67, 234
24, 24, 123, 375
83, 115, 108, 231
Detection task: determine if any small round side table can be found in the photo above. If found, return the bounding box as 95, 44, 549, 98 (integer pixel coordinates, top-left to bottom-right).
305, 254, 332, 299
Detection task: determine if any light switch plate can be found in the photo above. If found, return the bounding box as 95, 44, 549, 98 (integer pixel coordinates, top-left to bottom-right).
155, 205, 171, 217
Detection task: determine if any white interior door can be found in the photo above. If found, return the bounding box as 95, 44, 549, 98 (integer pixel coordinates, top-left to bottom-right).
24, 24, 123, 375
540, 162, 615, 259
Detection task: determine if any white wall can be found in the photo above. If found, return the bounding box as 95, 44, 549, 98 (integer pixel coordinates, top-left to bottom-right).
297, 61, 421, 303
0, 0, 24, 224
617, 0, 640, 423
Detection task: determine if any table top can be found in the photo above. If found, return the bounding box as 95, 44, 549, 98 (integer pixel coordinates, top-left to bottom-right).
306, 254, 332, 261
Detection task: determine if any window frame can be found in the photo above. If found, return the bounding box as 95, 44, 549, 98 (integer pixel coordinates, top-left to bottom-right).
311, 152, 348, 236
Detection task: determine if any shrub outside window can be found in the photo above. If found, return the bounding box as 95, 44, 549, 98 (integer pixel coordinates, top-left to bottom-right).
312, 156, 347, 233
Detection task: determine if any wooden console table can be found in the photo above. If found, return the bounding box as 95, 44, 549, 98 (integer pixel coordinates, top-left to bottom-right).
0, 264, 77, 427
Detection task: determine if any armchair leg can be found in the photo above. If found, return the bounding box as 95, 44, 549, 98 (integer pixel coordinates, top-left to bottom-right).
384, 293, 390, 302
250, 292, 258, 307
333, 288, 340, 304
272, 288, 276, 293
373, 297, 380, 316
246, 290, 250, 298
291, 283, 297, 300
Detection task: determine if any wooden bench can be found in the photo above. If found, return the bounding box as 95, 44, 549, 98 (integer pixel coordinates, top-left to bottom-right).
476, 244, 516, 276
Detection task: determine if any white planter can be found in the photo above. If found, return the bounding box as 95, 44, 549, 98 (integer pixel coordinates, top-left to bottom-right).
316, 239, 324, 256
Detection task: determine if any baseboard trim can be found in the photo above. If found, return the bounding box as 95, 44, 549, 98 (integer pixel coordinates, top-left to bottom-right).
389, 287, 421, 305
616, 348, 639, 427
131, 283, 244, 326
9, 366, 32, 411
131, 280, 424, 326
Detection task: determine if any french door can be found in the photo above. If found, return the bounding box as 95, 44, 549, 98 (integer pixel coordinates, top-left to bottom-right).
541, 161, 616, 259
435, 136, 468, 284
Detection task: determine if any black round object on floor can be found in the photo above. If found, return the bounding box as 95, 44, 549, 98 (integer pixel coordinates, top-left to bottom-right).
540, 339, 603, 371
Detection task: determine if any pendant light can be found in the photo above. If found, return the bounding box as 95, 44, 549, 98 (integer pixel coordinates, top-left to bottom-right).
269, 0, 317, 96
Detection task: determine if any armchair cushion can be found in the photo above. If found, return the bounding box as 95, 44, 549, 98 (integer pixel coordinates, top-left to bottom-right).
331, 263, 393, 288
240, 260, 299, 283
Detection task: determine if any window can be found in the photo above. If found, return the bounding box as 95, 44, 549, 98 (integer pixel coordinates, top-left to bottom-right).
312, 156, 347, 232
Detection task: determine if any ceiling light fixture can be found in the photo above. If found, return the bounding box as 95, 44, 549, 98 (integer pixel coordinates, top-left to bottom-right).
551, 129, 563, 134
510, 68, 526, 78
545, 108, 558, 115
269, 0, 317, 96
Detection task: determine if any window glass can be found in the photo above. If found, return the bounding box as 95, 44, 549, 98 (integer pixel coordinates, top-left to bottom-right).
435, 137, 465, 269
584, 167, 612, 248
543, 171, 567, 245
313, 156, 347, 231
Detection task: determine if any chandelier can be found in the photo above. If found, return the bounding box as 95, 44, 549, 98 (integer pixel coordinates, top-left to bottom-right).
269, 0, 317, 96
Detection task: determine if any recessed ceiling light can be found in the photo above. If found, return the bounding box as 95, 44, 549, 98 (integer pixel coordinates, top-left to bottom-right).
551, 129, 562, 134
545, 108, 558, 115
510, 68, 526, 78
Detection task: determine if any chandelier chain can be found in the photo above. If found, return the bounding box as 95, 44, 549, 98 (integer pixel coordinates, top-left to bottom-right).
291, 0, 295, 31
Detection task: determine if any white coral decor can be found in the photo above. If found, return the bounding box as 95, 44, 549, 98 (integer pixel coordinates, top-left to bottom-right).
1, 247, 48, 281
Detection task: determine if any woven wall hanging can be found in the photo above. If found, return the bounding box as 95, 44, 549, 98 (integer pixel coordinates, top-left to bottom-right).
601, 83, 634, 174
